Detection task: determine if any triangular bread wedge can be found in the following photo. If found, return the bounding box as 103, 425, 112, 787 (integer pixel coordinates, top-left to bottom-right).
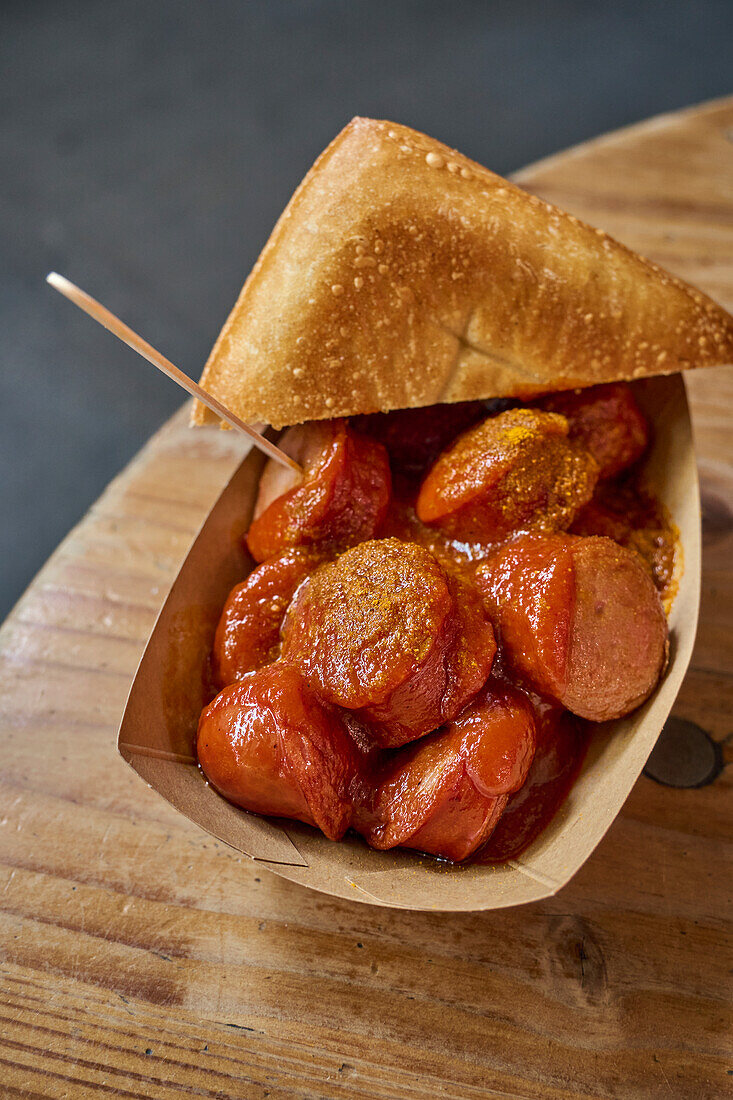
193, 117, 733, 429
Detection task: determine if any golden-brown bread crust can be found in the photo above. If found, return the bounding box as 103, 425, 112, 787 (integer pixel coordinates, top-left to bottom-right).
193, 118, 733, 429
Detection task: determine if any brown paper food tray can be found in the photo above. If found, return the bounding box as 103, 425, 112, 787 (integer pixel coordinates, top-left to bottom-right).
118, 375, 700, 911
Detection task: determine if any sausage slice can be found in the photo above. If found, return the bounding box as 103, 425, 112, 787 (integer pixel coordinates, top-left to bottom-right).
416, 408, 598, 543
444, 571, 498, 720
476, 534, 669, 721
213, 547, 323, 687
360, 681, 536, 861
564, 538, 669, 720
246, 420, 391, 562
534, 382, 649, 479
197, 664, 362, 840
281, 538, 496, 747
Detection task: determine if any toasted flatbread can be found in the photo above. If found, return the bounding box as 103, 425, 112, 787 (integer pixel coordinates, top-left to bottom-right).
193, 118, 733, 429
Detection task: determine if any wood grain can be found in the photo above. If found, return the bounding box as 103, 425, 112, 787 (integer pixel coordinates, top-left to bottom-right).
1, 98, 732, 1099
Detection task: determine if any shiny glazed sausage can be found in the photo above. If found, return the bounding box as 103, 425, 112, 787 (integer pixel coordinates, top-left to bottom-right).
213, 547, 323, 687
416, 408, 599, 543
246, 420, 391, 562
477, 695, 586, 862
196, 664, 362, 840
360, 680, 537, 861
476, 534, 669, 721
444, 571, 498, 720
281, 538, 496, 747
534, 382, 649, 480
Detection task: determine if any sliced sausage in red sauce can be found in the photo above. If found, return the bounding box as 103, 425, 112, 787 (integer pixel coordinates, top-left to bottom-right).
213, 547, 324, 687
281, 538, 496, 747
360, 680, 536, 861
533, 382, 649, 480
196, 664, 362, 840
246, 420, 391, 562
416, 408, 599, 543
476, 533, 669, 722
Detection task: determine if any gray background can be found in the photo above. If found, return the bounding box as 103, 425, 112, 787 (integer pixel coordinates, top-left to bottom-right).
2, 0, 732, 620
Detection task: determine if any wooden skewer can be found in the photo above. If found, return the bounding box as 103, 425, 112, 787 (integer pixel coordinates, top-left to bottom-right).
46, 272, 303, 476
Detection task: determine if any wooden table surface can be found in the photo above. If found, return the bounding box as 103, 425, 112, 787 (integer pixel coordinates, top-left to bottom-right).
2, 99, 731, 1099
